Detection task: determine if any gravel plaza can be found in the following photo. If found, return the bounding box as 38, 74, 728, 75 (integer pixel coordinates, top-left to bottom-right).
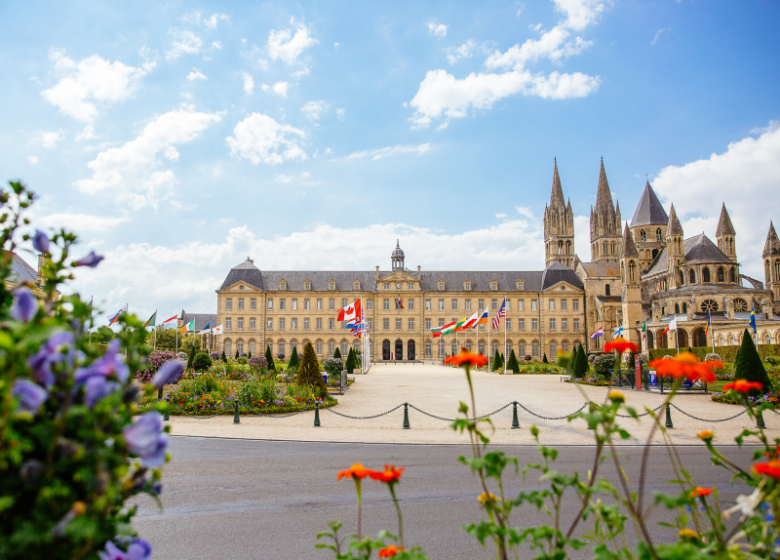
166, 363, 779, 445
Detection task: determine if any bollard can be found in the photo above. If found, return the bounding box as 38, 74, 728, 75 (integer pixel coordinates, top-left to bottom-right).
664, 402, 674, 429
233, 399, 240, 424
314, 402, 321, 427
402, 403, 410, 429
511, 401, 520, 429
756, 410, 766, 429
164, 408, 169, 422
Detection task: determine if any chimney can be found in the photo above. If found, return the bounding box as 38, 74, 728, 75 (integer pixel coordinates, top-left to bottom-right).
417, 265, 421, 279
376, 266, 379, 280
37, 254, 45, 288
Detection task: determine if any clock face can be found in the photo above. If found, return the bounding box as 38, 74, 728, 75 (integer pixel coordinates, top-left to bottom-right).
396, 283, 402, 289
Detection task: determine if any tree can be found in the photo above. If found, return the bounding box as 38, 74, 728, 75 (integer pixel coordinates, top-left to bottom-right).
297, 342, 328, 396
333, 346, 342, 360
288, 346, 300, 369
491, 349, 501, 371
234, 349, 239, 359
187, 345, 196, 369
192, 352, 212, 372
506, 349, 520, 373
543, 353, 549, 364
265, 345, 275, 370
248, 351, 252, 359
573, 345, 589, 379
345, 348, 356, 373
221, 350, 227, 362
734, 329, 770, 394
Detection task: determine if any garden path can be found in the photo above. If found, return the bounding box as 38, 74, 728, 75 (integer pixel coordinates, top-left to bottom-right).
166, 364, 778, 445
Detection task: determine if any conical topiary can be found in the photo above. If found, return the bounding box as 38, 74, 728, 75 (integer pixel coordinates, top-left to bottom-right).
573, 344, 589, 379
187, 345, 196, 369
221, 350, 227, 362
506, 349, 520, 373
235, 349, 239, 359
297, 342, 328, 396
333, 347, 342, 360
345, 348, 355, 373
734, 329, 770, 394
492, 349, 501, 371
542, 353, 549, 364
265, 345, 275, 370
248, 351, 252, 359
288, 346, 300, 369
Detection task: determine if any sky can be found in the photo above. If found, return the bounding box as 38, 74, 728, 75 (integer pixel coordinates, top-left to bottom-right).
1, 0, 778, 323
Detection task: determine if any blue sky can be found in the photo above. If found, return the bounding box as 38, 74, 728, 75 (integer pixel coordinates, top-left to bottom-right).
1, 0, 778, 321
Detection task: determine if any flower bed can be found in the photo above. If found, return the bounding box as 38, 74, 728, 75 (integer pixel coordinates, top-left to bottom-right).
564, 377, 611, 386
711, 389, 779, 406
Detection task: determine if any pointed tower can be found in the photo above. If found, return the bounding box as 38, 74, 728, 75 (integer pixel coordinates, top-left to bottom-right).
666, 204, 684, 289
391, 240, 405, 271
763, 221, 780, 301
619, 224, 642, 346
715, 203, 737, 263
589, 158, 622, 263
630, 180, 669, 272
543, 158, 575, 268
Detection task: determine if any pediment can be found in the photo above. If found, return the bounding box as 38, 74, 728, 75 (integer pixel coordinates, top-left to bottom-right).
222, 281, 262, 292
378, 270, 419, 283
542, 280, 583, 293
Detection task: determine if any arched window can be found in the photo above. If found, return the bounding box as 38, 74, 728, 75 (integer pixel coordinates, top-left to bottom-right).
629, 261, 636, 283
478, 341, 485, 355
679, 270, 684, 286
611, 242, 616, 255
675, 303, 680, 314
465, 340, 472, 351
621, 263, 625, 283
492, 341, 499, 355
532, 341, 539, 357
550, 342, 557, 356
438, 340, 445, 358
682, 302, 687, 313
451, 340, 458, 356
237, 340, 244, 355
558, 241, 563, 254
640, 230, 646, 242
316, 340, 323, 355
278, 341, 286, 356
729, 268, 736, 283
605, 284, 611, 296
249, 340, 256, 354
775, 259, 780, 281
703, 268, 710, 283
519, 341, 526, 356
656, 228, 662, 241
717, 267, 724, 282
341, 341, 348, 356
224, 340, 232, 356
689, 269, 696, 284
328, 341, 335, 356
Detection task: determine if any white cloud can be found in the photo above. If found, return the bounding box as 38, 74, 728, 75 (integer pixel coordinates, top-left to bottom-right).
40, 130, 64, 148
336, 108, 346, 120
750, 120, 778, 135
37, 212, 131, 233
652, 123, 780, 279
274, 174, 293, 183
186, 68, 208, 81
28, 156, 39, 165
301, 100, 329, 120
242, 72, 255, 94
409, 0, 607, 128
75, 124, 96, 142
41, 49, 155, 122
447, 40, 478, 64
428, 22, 448, 38
163, 146, 180, 161
267, 19, 319, 65
516, 3, 525, 17
342, 143, 431, 161
73, 108, 222, 209
204, 13, 230, 29
291, 66, 311, 79
496, 213, 508, 219
180, 92, 193, 100
166, 30, 203, 60
212, 41, 222, 49
651, 27, 669, 45
272, 81, 288, 97
226, 113, 307, 165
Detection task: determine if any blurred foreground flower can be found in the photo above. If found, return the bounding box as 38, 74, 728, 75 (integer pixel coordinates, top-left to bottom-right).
649, 352, 719, 383
11, 287, 37, 322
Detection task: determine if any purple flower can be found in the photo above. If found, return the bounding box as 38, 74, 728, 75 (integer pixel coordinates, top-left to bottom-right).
32, 229, 50, 254
72, 251, 104, 268
28, 330, 77, 388
12, 379, 48, 414
123, 411, 169, 467
84, 376, 119, 408
11, 288, 37, 323
152, 360, 184, 388
99, 538, 152, 560
75, 340, 128, 384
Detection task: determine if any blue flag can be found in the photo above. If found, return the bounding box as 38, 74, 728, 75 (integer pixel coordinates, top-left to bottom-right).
749, 305, 757, 334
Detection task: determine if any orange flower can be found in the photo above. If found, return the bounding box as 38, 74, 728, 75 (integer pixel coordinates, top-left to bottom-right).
445, 349, 489, 368
697, 430, 714, 442
723, 380, 763, 393
690, 487, 713, 498
604, 337, 639, 354
378, 545, 405, 558
369, 464, 404, 484
649, 352, 718, 383
678, 528, 698, 540
337, 463, 372, 481
753, 459, 780, 481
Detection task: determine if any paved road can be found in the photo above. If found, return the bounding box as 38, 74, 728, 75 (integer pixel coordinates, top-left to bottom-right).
134, 436, 755, 560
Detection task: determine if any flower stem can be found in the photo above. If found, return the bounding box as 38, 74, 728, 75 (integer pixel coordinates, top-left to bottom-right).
389, 483, 403, 547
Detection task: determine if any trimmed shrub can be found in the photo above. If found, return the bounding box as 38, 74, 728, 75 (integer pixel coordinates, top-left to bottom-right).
506, 349, 520, 373
192, 352, 212, 372
592, 353, 616, 378
333, 347, 342, 360
187, 345, 197, 369
265, 345, 276, 370
524, 355, 532, 361
573, 345, 589, 379
542, 353, 549, 364
345, 348, 356, 373
209, 352, 220, 361
289, 347, 300, 369
734, 328, 771, 394
249, 355, 268, 371
297, 342, 328, 396
234, 349, 239, 359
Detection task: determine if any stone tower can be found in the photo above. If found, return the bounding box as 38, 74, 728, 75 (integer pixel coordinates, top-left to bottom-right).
619, 223, 642, 346
715, 203, 737, 263
543, 158, 575, 268
629, 180, 669, 272
666, 204, 685, 290
391, 240, 405, 271
763, 221, 780, 301
590, 158, 622, 263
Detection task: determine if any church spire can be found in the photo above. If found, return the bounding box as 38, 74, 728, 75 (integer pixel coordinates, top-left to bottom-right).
715, 203, 736, 237
549, 157, 566, 209
620, 223, 639, 258
667, 203, 684, 236
595, 157, 615, 217
764, 221, 780, 258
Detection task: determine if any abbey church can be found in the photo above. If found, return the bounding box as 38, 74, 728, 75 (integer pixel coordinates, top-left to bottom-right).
202, 160, 780, 361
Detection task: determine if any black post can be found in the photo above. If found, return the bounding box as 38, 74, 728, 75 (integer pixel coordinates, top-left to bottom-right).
664, 402, 673, 429
314, 402, 321, 427
233, 399, 240, 424
511, 401, 520, 429
402, 403, 410, 429
756, 409, 766, 429
164, 408, 169, 422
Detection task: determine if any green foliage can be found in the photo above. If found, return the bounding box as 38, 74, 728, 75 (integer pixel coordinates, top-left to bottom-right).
345, 348, 356, 373
573, 344, 589, 379
247, 351, 252, 358
192, 352, 212, 372
333, 346, 342, 360
234, 349, 239, 359
187, 344, 197, 369
221, 350, 227, 362
542, 352, 549, 363
734, 329, 771, 393
289, 346, 300, 369
265, 345, 275, 370
297, 342, 327, 395
506, 349, 520, 373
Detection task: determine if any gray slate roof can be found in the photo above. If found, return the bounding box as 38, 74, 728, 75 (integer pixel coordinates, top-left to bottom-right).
763, 222, 780, 258
219, 258, 264, 290
630, 181, 669, 227
715, 204, 736, 236
549, 158, 566, 210
594, 158, 616, 218
181, 312, 217, 331
683, 233, 732, 264
5, 251, 39, 286
541, 262, 584, 290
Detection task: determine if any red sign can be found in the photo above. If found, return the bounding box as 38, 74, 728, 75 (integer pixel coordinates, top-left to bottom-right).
635, 354, 642, 390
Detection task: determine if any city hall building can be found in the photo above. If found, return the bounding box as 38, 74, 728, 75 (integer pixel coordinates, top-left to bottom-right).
202, 159, 780, 361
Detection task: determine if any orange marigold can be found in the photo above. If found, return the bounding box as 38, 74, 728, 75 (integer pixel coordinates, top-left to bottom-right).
753, 459, 780, 481
678, 528, 698, 540
723, 380, 763, 393
378, 545, 405, 558
697, 430, 714, 442
690, 487, 713, 498
337, 463, 372, 481
648, 352, 718, 383
445, 349, 489, 368
368, 464, 404, 484
604, 337, 639, 354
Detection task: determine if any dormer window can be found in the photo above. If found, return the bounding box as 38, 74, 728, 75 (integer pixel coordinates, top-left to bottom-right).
280, 280, 287, 290
408, 283, 414, 289
491, 281, 498, 291
464, 281, 471, 291
329, 281, 336, 291
304, 281, 311, 290
438, 281, 444, 291
383, 282, 390, 289
353, 280, 360, 290
516, 281, 524, 291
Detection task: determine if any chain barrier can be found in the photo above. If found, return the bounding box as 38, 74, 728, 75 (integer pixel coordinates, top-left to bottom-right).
670, 403, 748, 423
614, 404, 665, 419
517, 402, 589, 421
407, 402, 515, 422
323, 404, 405, 420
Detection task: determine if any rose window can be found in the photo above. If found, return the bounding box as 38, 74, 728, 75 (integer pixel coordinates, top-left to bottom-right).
733, 298, 748, 313
700, 299, 718, 312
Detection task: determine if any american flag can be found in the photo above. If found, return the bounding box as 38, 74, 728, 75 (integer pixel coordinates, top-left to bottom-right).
492, 298, 506, 330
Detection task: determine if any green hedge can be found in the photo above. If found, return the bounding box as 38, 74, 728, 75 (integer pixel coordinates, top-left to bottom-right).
649, 344, 780, 362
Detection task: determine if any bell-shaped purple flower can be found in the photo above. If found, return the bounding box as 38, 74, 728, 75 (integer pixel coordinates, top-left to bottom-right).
13, 379, 48, 414
73, 251, 104, 268
152, 360, 184, 388
11, 288, 37, 323
28, 348, 56, 389
123, 411, 169, 467
75, 340, 128, 384
84, 376, 119, 408
32, 230, 50, 254
99, 538, 152, 560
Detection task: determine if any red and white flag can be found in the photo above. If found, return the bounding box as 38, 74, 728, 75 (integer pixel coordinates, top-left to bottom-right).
337, 299, 362, 322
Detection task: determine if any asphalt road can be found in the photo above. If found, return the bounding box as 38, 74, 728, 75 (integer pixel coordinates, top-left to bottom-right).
133, 436, 756, 560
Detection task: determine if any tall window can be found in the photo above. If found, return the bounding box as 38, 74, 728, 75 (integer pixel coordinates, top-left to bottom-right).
640, 230, 646, 242
518, 299, 524, 311
573, 319, 580, 331
291, 318, 298, 330
425, 318, 431, 330
383, 318, 390, 330
226, 318, 232, 330
549, 319, 556, 331
689, 269, 696, 284
478, 341, 485, 355
316, 318, 322, 330
278, 318, 285, 330
532, 341, 539, 356
396, 319, 402, 330
316, 340, 323, 355
550, 342, 557, 356
366, 299, 372, 310
561, 299, 567, 311
224, 340, 231, 355
519, 341, 526, 356
532, 319, 538, 331
341, 341, 348, 356
408, 299, 414, 310
329, 341, 335, 355
317, 298, 323, 310
304, 299, 310, 310
465, 299, 471, 311
438, 299, 445, 310
425, 299, 431, 310
329, 318, 335, 330
531, 299, 538, 311
250, 298, 256, 310
438, 319, 445, 327
383, 298, 390, 310
408, 318, 414, 330
226, 298, 232, 310
278, 341, 286, 356
304, 281, 311, 290
250, 318, 256, 329
519, 319, 525, 330
656, 228, 662, 241
237, 317, 244, 329
249, 340, 256, 354
341, 298, 347, 308
573, 299, 579, 311
267, 298, 273, 310
238, 298, 244, 310
491, 299, 498, 311
703, 268, 711, 283
237, 341, 244, 354
451, 341, 458, 355
425, 341, 432, 357
438, 340, 445, 357
267, 318, 273, 330
562, 319, 568, 331
506, 318, 512, 330
279, 299, 286, 310
303, 318, 310, 330
465, 340, 472, 351
451, 299, 458, 310
549, 299, 555, 311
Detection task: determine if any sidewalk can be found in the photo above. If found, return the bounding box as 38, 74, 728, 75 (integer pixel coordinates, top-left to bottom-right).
166, 364, 778, 445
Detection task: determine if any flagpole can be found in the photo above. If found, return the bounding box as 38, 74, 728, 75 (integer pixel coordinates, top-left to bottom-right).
503, 295, 507, 375
675, 327, 679, 356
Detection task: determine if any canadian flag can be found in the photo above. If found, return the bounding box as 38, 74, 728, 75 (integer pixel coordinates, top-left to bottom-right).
337, 299, 362, 322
